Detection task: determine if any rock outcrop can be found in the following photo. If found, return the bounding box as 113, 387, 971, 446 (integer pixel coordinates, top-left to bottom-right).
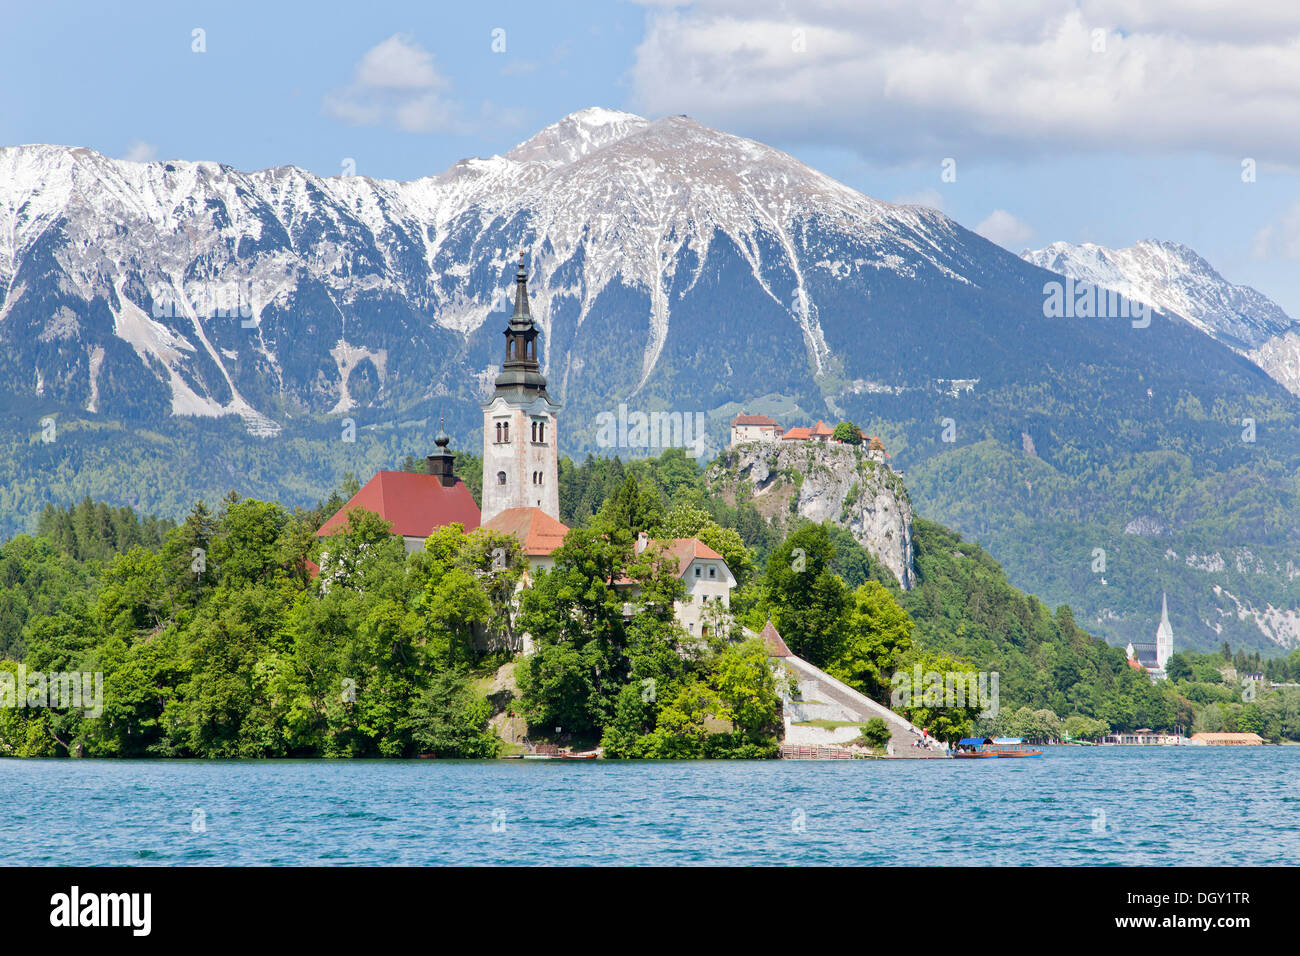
708, 441, 915, 589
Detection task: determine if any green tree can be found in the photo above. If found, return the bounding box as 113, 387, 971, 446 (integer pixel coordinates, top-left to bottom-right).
832, 421, 863, 445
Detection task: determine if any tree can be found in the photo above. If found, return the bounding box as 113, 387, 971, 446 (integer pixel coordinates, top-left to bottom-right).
408, 670, 499, 757
828, 581, 914, 701
765, 524, 851, 667
859, 717, 892, 750
832, 421, 863, 445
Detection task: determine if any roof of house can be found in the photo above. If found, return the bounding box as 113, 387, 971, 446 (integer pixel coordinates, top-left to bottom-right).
619, 536, 733, 586
481, 507, 569, 556
782, 426, 812, 440
811, 420, 834, 436
315, 470, 481, 540
759, 620, 792, 658
662, 537, 724, 571
732, 413, 780, 427
1191, 732, 1264, 744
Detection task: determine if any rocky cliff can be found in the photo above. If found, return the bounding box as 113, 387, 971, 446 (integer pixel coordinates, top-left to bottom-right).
707, 441, 915, 589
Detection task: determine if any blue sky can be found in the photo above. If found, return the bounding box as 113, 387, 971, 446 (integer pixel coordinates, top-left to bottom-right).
4, 0, 1299, 312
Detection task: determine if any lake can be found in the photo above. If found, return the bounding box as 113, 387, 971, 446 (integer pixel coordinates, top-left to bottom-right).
3, 748, 1297, 865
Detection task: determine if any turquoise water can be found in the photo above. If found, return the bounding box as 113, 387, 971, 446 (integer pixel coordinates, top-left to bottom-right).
3, 748, 1297, 865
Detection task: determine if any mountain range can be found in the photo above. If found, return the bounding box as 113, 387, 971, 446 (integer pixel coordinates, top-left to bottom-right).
1022, 239, 1300, 395
3, 107, 1300, 655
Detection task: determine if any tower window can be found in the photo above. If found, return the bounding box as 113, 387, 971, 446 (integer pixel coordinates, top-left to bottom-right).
502, 422, 509, 442
539, 422, 546, 443
497, 471, 507, 486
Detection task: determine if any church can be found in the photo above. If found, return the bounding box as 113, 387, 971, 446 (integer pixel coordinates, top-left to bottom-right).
1126, 592, 1175, 681
315, 254, 739, 632
317, 253, 567, 563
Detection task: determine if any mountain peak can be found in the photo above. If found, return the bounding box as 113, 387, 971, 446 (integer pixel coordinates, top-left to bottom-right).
505, 107, 648, 167
1023, 238, 1295, 352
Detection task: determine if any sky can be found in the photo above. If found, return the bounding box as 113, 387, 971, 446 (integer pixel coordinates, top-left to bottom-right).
3, 0, 1299, 312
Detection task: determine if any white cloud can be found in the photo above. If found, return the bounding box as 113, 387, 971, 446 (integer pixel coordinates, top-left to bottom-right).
122, 140, 157, 163
1252, 202, 1300, 261
975, 209, 1034, 249
325, 34, 458, 133
629, 1, 1300, 162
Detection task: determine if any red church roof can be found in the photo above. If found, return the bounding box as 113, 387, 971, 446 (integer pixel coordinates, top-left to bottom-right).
481, 507, 569, 556
315, 471, 481, 541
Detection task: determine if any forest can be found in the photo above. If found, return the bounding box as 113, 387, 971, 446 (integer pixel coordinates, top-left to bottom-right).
2, 448, 1297, 758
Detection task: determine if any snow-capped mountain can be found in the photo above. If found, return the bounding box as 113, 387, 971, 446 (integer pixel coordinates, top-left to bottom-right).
1022, 239, 1300, 393
0, 107, 998, 436
5, 108, 1300, 655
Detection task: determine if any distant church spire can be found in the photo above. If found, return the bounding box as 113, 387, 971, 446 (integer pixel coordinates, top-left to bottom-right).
1155, 590, 1174, 671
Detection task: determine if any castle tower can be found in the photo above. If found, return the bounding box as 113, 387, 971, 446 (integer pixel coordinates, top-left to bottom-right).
1155, 591, 1174, 671
480, 254, 561, 524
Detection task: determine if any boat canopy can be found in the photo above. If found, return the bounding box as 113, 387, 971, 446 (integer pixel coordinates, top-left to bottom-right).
958, 737, 992, 746
992, 737, 1024, 744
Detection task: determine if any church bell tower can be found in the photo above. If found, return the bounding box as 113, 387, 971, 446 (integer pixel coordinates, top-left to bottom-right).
480, 253, 561, 524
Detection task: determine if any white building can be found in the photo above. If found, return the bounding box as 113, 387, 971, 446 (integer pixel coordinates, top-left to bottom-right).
729, 413, 783, 447
625, 534, 737, 637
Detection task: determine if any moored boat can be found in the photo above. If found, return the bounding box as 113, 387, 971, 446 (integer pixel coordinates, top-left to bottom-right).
954, 737, 999, 757
986, 737, 1044, 758
953, 736, 1044, 758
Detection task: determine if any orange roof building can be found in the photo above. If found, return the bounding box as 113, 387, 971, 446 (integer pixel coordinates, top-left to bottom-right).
621, 534, 737, 637
481, 507, 570, 568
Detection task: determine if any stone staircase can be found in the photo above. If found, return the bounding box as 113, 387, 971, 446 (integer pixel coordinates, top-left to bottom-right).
780, 655, 948, 759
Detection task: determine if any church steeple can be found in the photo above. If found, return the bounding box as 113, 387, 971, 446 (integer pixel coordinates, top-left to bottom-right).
426, 415, 456, 487
492, 252, 551, 401
480, 252, 562, 525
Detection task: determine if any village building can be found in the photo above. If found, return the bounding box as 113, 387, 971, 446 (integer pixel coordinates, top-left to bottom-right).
1190, 732, 1265, 746
619, 533, 737, 637
729, 413, 783, 446
481, 506, 569, 575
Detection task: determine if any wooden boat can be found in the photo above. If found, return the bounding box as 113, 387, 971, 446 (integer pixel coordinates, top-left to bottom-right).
560, 750, 600, 760
986, 737, 1044, 758
954, 737, 999, 758
953, 736, 1044, 758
